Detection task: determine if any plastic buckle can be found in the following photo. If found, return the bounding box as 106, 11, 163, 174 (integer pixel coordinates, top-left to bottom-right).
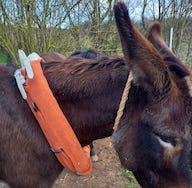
18, 49, 34, 79
14, 69, 27, 100
15, 50, 42, 100
28, 52, 42, 62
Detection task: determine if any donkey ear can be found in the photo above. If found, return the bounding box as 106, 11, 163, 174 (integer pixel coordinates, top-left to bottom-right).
145, 22, 190, 78
114, 1, 170, 93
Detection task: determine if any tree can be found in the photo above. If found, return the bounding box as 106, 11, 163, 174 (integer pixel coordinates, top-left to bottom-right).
0, 0, 191, 66
140, 0, 192, 66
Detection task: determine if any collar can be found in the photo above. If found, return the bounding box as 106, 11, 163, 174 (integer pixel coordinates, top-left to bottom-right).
14, 50, 92, 175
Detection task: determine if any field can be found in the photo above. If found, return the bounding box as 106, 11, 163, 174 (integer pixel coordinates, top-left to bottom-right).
0, 137, 140, 188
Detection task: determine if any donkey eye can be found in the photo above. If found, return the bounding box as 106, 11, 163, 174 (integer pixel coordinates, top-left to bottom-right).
154, 132, 177, 149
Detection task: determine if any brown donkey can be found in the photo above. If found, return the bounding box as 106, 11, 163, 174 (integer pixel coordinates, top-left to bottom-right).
113, 1, 192, 188
0, 2, 192, 188
0, 50, 128, 188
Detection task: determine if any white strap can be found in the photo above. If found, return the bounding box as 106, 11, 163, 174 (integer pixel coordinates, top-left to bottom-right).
14, 69, 27, 100
28, 52, 41, 61
18, 49, 34, 79
15, 50, 42, 99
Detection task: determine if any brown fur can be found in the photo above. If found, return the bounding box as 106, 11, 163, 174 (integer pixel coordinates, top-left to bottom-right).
40, 52, 66, 63
113, 1, 192, 188
0, 52, 128, 188
0, 1, 191, 188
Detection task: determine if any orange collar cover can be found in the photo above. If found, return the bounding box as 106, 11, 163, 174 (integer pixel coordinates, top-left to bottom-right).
23, 60, 92, 175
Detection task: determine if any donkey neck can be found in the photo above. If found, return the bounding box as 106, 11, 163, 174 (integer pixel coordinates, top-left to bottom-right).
41, 57, 129, 145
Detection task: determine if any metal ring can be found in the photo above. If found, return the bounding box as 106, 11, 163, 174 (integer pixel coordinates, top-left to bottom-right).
50, 148, 63, 153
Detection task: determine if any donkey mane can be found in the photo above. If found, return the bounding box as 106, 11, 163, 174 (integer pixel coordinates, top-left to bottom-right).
42, 55, 128, 100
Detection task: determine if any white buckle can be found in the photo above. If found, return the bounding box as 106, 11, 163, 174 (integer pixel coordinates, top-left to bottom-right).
15, 50, 42, 100
14, 69, 27, 100
18, 49, 34, 79
28, 52, 42, 62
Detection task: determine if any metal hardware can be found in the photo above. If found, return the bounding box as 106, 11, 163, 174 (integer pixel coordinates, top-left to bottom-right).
30, 100, 39, 112
50, 148, 63, 154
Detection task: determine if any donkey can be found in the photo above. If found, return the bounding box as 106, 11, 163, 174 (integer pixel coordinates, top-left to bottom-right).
0, 2, 191, 188
0, 48, 127, 188
40, 52, 66, 63
112, 1, 192, 188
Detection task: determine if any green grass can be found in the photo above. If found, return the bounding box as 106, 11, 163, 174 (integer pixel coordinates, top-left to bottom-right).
0, 51, 7, 63
121, 183, 137, 188
122, 170, 134, 179
121, 170, 138, 188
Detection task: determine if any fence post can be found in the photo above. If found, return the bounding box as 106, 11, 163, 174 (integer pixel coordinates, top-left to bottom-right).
169, 27, 173, 50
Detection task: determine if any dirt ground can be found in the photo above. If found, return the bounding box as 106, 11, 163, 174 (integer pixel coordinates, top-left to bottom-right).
53, 137, 140, 188
0, 137, 140, 188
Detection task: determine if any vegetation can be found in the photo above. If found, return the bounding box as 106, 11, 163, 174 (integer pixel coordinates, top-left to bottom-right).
0, 0, 191, 66
0, 50, 7, 63
121, 170, 138, 188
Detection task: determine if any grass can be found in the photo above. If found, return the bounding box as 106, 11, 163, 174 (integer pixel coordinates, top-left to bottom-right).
121, 183, 137, 188
0, 51, 7, 63
121, 170, 139, 188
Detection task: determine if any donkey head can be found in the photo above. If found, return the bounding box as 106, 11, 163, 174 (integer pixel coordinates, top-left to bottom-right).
112, 1, 192, 188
